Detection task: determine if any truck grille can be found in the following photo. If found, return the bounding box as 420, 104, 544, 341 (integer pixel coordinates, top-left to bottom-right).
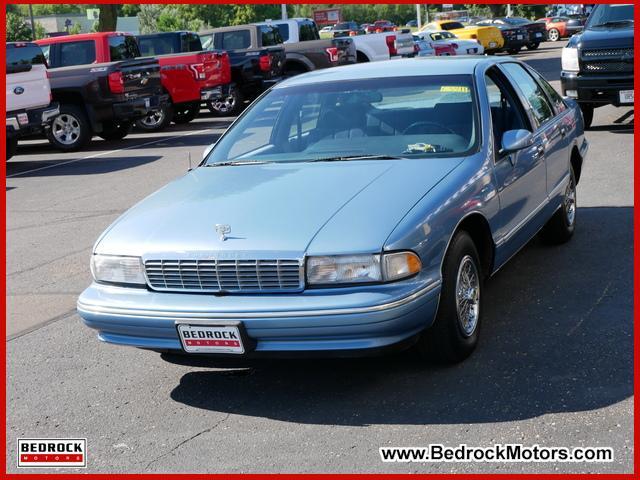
581, 47, 633, 74
583, 61, 633, 74
582, 48, 633, 57
144, 259, 303, 293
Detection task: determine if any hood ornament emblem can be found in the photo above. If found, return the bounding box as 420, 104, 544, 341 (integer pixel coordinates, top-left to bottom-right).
215, 224, 231, 241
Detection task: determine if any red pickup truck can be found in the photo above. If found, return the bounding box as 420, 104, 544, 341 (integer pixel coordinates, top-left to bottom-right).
37, 32, 231, 132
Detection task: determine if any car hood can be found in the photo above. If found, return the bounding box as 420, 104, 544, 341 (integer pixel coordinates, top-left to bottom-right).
577, 25, 633, 49
96, 158, 463, 258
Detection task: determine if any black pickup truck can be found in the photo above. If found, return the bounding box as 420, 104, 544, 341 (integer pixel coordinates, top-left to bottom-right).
200, 25, 286, 116
45, 58, 167, 151
560, 3, 634, 128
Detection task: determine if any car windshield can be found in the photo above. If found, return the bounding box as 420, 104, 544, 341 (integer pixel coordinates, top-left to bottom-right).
504, 17, 530, 25
205, 75, 479, 165
587, 4, 634, 28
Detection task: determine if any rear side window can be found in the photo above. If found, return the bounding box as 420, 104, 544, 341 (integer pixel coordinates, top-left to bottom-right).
299, 21, 320, 41
273, 23, 290, 42
259, 26, 282, 46
138, 35, 179, 55
109, 36, 140, 60
219, 30, 251, 50
58, 40, 96, 67
501, 62, 555, 127
183, 33, 202, 52
7, 44, 47, 71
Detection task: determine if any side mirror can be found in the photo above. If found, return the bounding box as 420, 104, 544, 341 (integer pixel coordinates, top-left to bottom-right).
202, 142, 216, 161
500, 129, 533, 155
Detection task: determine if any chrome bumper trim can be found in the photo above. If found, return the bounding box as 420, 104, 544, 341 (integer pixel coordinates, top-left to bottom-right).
77, 280, 441, 319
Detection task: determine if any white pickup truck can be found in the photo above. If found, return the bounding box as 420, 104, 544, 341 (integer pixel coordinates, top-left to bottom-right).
345, 30, 415, 62
6, 42, 59, 159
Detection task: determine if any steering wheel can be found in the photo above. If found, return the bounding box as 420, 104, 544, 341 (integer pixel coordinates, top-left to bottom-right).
402, 121, 457, 135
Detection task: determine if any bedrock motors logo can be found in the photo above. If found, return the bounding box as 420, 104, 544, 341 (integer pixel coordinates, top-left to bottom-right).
17, 439, 86, 468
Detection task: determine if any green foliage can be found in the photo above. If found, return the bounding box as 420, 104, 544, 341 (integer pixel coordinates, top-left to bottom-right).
6, 12, 32, 41
121, 4, 141, 17
138, 4, 162, 34
69, 22, 83, 35
34, 21, 47, 40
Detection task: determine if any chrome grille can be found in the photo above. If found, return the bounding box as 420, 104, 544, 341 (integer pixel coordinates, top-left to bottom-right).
583, 61, 633, 73
144, 259, 303, 293
582, 48, 633, 57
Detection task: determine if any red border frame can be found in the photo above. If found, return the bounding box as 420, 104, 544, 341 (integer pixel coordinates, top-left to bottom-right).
1, 1, 637, 478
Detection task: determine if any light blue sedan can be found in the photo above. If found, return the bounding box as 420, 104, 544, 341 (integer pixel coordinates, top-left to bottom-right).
78, 57, 588, 363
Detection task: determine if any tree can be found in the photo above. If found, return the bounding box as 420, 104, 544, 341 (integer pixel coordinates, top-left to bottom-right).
34, 21, 47, 40
6, 12, 32, 41
121, 4, 140, 17
69, 22, 83, 35
138, 4, 162, 34
97, 4, 118, 32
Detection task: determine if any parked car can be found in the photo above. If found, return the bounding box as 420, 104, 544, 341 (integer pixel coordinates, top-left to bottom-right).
319, 25, 334, 34
420, 21, 504, 54
78, 57, 588, 365
560, 3, 634, 128
349, 30, 415, 62
254, 18, 356, 76
476, 19, 528, 54
478, 17, 547, 50
406, 20, 418, 28
135, 31, 232, 130
536, 16, 584, 42
5, 42, 59, 159
35, 33, 167, 151
417, 31, 484, 55
365, 20, 396, 34
412, 35, 456, 57
331, 21, 366, 37
200, 24, 286, 116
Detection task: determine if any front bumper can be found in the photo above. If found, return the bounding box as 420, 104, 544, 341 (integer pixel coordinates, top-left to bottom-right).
112, 94, 169, 120
6, 103, 59, 138
561, 71, 634, 106
77, 279, 441, 356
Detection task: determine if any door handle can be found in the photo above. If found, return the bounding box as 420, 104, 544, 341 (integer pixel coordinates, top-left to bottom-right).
559, 126, 567, 137
532, 145, 545, 159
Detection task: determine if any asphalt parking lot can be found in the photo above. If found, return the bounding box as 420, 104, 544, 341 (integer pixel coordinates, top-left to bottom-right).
6, 41, 634, 473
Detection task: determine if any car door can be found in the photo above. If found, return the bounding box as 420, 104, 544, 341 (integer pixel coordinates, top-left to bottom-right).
500, 62, 569, 201
484, 66, 548, 260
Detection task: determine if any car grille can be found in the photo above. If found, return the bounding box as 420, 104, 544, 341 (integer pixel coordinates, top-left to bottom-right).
582, 47, 633, 58
581, 47, 633, 74
144, 259, 303, 293
582, 61, 633, 74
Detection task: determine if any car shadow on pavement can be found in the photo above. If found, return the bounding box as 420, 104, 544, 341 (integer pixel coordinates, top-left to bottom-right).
6, 155, 162, 177
169, 206, 633, 426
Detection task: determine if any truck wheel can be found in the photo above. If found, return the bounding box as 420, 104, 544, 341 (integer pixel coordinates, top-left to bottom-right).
540, 166, 577, 245
284, 67, 306, 78
526, 42, 540, 50
135, 104, 173, 132
98, 121, 133, 141
6, 137, 17, 160
580, 104, 594, 129
172, 102, 200, 124
413, 231, 483, 364
548, 28, 560, 42
207, 86, 244, 117
47, 104, 91, 152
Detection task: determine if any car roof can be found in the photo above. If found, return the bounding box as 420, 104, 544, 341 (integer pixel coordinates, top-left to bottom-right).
276, 57, 505, 88
35, 31, 128, 44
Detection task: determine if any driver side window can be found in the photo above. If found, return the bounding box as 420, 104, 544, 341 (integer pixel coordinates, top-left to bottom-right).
485, 69, 530, 159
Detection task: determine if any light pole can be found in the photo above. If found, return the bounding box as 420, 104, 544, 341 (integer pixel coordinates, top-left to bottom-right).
281, 4, 288, 20
416, 4, 421, 30
28, 4, 36, 40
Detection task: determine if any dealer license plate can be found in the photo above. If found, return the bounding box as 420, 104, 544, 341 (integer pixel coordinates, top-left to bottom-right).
535, 32, 542, 37
144, 97, 151, 108
177, 324, 244, 354
619, 90, 634, 104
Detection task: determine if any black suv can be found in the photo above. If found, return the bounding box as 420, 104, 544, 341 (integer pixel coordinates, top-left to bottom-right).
560, 4, 634, 128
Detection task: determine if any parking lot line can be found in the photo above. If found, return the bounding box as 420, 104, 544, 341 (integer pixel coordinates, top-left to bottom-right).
7, 128, 213, 179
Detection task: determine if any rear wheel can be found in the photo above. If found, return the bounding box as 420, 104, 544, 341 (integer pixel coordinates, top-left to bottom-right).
580, 104, 594, 129
135, 104, 174, 132
98, 121, 133, 141
172, 102, 200, 124
47, 104, 91, 152
6, 136, 17, 160
540, 166, 577, 245
207, 86, 244, 117
508, 47, 522, 55
548, 28, 560, 42
413, 231, 483, 364
526, 42, 540, 50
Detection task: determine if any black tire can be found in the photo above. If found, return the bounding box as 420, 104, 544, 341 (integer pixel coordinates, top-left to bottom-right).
46, 104, 91, 152
526, 42, 540, 50
207, 86, 244, 116
508, 47, 521, 55
540, 167, 577, 245
97, 121, 133, 141
6, 136, 17, 160
135, 104, 174, 132
548, 28, 560, 42
284, 67, 306, 78
172, 102, 200, 124
414, 231, 484, 364
580, 104, 594, 129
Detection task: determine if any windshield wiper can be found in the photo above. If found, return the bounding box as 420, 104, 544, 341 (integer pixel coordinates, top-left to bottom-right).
205, 160, 273, 167
592, 20, 633, 28
308, 154, 405, 163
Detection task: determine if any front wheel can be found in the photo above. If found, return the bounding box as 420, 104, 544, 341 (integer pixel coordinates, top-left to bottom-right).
548, 28, 560, 42
207, 86, 244, 117
135, 105, 174, 132
540, 167, 577, 245
98, 121, 133, 141
526, 42, 540, 50
580, 104, 594, 129
413, 231, 483, 363
507, 47, 521, 55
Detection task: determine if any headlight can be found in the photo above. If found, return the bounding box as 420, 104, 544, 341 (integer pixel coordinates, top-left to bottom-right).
91, 254, 146, 286
306, 251, 421, 286
561, 47, 579, 72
